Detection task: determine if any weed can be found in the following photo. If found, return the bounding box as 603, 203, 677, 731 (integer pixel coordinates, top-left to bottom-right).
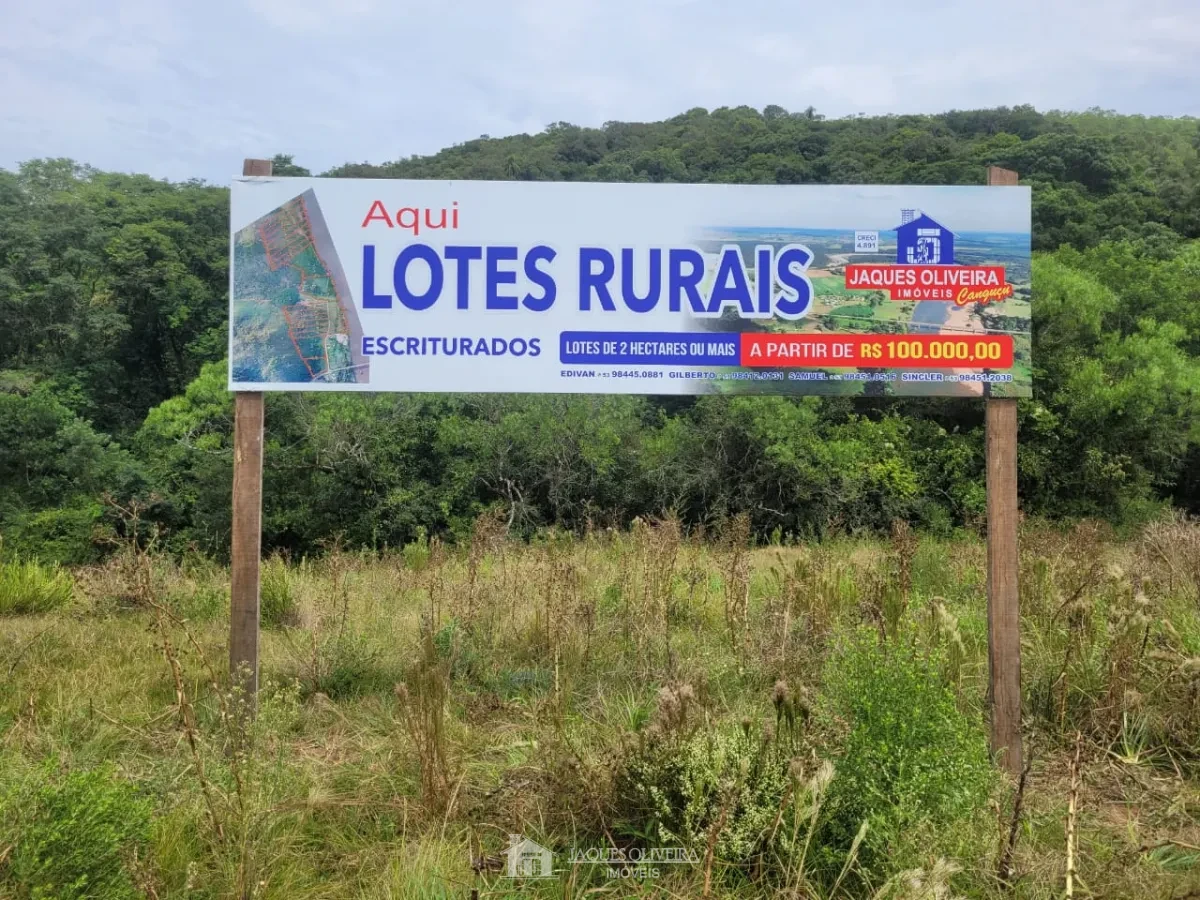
614, 717, 793, 865
296, 629, 390, 699
927, 598, 967, 688
0, 558, 73, 615
457, 506, 508, 634
280, 551, 395, 700
614, 516, 682, 675
720, 513, 752, 666
402, 527, 432, 572
817, 629, 994, 883
260, 556, 299, 629
1142, 513, 1200, 600
9, 763, 152, 900
395, 618, 457, 818
771, 679, 810, 745
167, 582, 227, 621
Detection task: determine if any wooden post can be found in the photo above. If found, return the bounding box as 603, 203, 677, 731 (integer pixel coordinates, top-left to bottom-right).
230, 157, 272, 702
985, 165, 1022, 777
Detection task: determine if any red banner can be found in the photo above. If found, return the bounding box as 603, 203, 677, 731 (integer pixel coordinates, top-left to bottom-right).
739, 333, 1014, 369
844, 265, 1011, 304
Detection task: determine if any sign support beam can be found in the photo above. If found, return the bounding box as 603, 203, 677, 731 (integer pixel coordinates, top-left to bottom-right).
985, 164, 1023, 777
229, 157, 271, 705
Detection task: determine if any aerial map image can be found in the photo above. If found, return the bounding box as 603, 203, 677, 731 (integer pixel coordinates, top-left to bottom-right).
694, 218, 1031, 398
230, 189, 368, 385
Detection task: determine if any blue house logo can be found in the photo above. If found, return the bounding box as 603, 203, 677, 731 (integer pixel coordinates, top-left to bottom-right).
894, 210, 955, 265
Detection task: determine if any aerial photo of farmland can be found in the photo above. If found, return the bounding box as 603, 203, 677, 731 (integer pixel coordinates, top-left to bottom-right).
694, 224, 1032, 397
230, 190, 368, 385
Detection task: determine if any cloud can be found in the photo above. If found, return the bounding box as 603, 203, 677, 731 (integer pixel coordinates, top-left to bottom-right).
246, 0, 382, 35
0, 0, 1197, 182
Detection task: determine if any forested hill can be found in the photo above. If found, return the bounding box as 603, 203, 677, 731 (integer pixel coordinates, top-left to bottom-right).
2, 105, 1200, 562
327, 106, 1200, 249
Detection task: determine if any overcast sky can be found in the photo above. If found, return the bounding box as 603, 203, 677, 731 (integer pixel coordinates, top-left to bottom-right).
2, 0, 1198, 183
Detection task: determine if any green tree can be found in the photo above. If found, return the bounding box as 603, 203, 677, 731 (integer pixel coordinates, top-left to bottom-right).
6, 104, 1200, 561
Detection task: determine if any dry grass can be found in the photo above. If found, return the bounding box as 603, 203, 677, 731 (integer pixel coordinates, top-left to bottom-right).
0, 519, 1198, 898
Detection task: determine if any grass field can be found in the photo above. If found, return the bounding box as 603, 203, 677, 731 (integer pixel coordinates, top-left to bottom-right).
804, 297, 919, 332
2, 517, 1199, 899
811, 277, 861, 301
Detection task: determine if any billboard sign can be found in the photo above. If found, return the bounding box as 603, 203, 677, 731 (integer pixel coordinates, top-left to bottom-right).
229, 178, 1031, 397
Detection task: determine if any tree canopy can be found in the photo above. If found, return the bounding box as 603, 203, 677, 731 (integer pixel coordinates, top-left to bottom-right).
2, 105, 1199, 560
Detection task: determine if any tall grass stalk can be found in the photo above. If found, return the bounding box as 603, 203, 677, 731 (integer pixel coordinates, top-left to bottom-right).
0, 557, 73, 615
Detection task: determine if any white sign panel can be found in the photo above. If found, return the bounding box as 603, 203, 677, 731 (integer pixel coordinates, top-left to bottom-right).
229, 178, 1032, 397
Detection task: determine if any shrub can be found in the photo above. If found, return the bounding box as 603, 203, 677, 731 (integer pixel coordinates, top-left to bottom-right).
166, 584, 226, 621
1, 503, 106, 566
261, 556, 299, 628
287, 629, 395, 700
402, 528, 431, 572
11, 764, 152, 900
614, 719, 792, 864
431, 618, 484, 682
817, 630, 994, 879
0, 558, 74, 615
